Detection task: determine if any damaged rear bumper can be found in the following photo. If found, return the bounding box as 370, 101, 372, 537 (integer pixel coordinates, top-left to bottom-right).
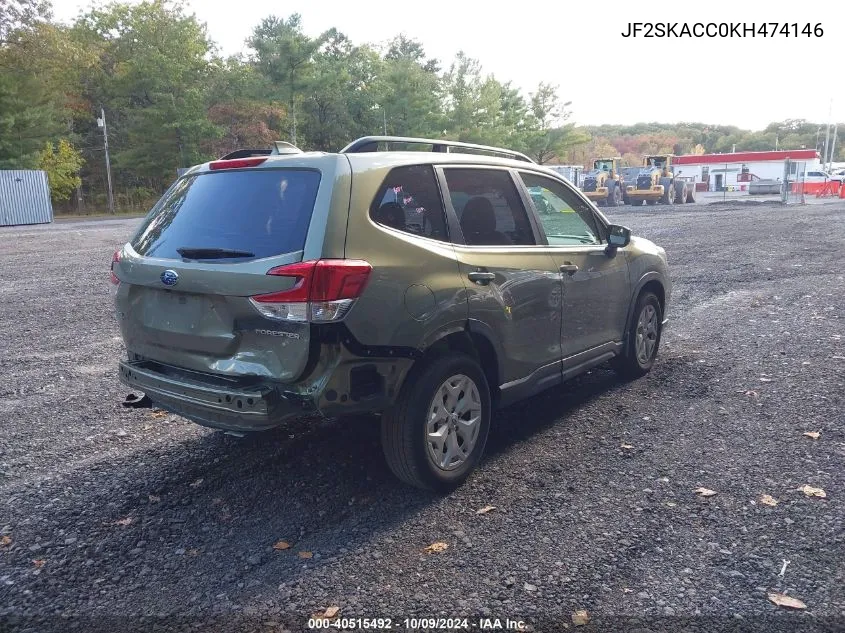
118, 359, 312, 431
118, 339, 415, 432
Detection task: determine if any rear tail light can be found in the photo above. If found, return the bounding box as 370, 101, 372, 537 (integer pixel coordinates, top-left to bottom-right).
110, 249, 121, 285
249, 259, 372, 323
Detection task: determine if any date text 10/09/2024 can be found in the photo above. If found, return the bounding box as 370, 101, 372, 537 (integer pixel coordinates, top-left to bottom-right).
307, 617, 528, 630
621, 22, 823, 38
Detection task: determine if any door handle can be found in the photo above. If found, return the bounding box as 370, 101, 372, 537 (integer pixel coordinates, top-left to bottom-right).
467, 271, 496, 285
559, 263, 579, 275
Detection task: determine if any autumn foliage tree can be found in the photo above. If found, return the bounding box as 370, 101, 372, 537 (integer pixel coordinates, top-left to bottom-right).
1, 1, 842, 213
38, 139, 83, 202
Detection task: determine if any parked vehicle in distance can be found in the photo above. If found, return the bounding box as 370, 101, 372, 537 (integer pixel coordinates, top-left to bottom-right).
619, 167, 641, 204
111, 136, 671, 490
626, 154, 695, 206
803, 170, 844, 184
580, 157, 624, 207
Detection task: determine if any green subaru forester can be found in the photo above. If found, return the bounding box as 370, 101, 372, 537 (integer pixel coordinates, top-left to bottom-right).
112, 136, 670, 490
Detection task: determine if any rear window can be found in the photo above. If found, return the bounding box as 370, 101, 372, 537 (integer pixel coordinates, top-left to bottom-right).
131, 168, 321, 260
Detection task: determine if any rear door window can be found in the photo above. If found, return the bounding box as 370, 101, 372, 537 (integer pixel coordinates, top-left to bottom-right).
131, 169, 321, 260
442, 168, 535, 246
370, 165, 449, 241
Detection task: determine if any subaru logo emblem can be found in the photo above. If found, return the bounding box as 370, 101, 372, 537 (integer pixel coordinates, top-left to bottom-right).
160, 270, 179, 286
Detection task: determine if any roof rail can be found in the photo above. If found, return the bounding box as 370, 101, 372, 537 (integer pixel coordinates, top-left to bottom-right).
339, 136, 535, 164
218, 141, 302, 161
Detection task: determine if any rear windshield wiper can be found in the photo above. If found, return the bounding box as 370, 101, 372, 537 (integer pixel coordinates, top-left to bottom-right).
176, 247, 255, 259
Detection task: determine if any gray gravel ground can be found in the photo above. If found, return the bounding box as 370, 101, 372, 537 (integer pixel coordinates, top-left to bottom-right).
0, 202, 843, 632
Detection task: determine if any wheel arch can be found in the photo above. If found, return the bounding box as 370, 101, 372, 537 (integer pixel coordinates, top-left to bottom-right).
415, 320, 503, 402
623, 273, 666, 344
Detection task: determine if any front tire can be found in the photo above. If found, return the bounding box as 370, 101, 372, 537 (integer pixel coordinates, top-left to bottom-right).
606, 181, 622, 207
381, 352, 491, 491
613, 291, 663, 379
660, 178, 675, 204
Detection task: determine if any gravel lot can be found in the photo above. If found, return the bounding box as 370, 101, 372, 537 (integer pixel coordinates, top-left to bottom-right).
1, 202, 843, 632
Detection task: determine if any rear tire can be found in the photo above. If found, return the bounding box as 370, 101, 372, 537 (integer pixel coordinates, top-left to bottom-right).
613, 291, 663, 379
686, 187, 696, 203
381, 352, 491, 491
674, 180, 687, 204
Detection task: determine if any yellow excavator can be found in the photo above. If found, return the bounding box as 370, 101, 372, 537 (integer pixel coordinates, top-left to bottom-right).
580, 157, 624, 206
626, 154, 696, 206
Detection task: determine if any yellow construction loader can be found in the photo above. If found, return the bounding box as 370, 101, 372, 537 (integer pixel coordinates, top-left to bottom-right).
626, 154, 696, 206
580, 157, 624, 206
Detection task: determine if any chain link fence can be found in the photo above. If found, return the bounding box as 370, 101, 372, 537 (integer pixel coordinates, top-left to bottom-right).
782, 159, 807, 204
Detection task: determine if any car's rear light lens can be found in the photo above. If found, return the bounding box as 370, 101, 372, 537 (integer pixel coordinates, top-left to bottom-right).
110, 249, 121, 285
208, 157, 268, 170
249, 259, 372, 323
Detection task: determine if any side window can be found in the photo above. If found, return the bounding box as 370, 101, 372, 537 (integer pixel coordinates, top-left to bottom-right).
370, 165, 449, 242
519, 172, 602, 246
442, 168, 535, 246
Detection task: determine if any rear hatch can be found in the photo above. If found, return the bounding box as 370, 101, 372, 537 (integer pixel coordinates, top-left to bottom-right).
113, 155, 349, 383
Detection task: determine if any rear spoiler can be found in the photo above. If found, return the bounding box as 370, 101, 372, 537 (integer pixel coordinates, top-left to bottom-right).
218, 141, 302, 160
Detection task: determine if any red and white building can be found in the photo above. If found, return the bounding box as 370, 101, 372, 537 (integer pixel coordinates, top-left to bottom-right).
673, 149, 821, 192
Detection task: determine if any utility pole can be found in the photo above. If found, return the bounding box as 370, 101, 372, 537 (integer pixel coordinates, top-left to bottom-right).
291, 101, 297, 146
372, 103, 387, 135
97, 107, 115, 215
822, 99, 832, 170
829, 123, 838, 171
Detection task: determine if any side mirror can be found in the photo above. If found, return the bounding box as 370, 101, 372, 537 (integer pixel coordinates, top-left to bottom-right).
607, 224, 631, 248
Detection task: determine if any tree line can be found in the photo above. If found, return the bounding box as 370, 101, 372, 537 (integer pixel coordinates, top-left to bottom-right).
1, 0, 842, 213
574, 120, 843, 170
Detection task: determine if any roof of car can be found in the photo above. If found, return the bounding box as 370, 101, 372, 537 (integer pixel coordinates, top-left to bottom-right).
188, 149, 562, 178
190, 136, 549, 176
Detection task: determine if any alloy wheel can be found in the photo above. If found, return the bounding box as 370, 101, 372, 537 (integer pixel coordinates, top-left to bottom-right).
635, 304, 658, 365
426, 374, 482, 471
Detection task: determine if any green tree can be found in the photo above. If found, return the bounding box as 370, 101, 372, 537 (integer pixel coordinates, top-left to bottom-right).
0, 0, 51, 44
443, 52, 482, 139
386, 34, 439, 73
443, 64, 530, 151
339, 44, 383, 143
376, 35, 442, 138
206, 100, 287, 157
0, 4, 72, 168
249, 14, 324, 145
302, 29, 357, 150
0, 72, 58, 168
73, 0, 220, 192
523, 83, 587, 164
38, 138, 84, 202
